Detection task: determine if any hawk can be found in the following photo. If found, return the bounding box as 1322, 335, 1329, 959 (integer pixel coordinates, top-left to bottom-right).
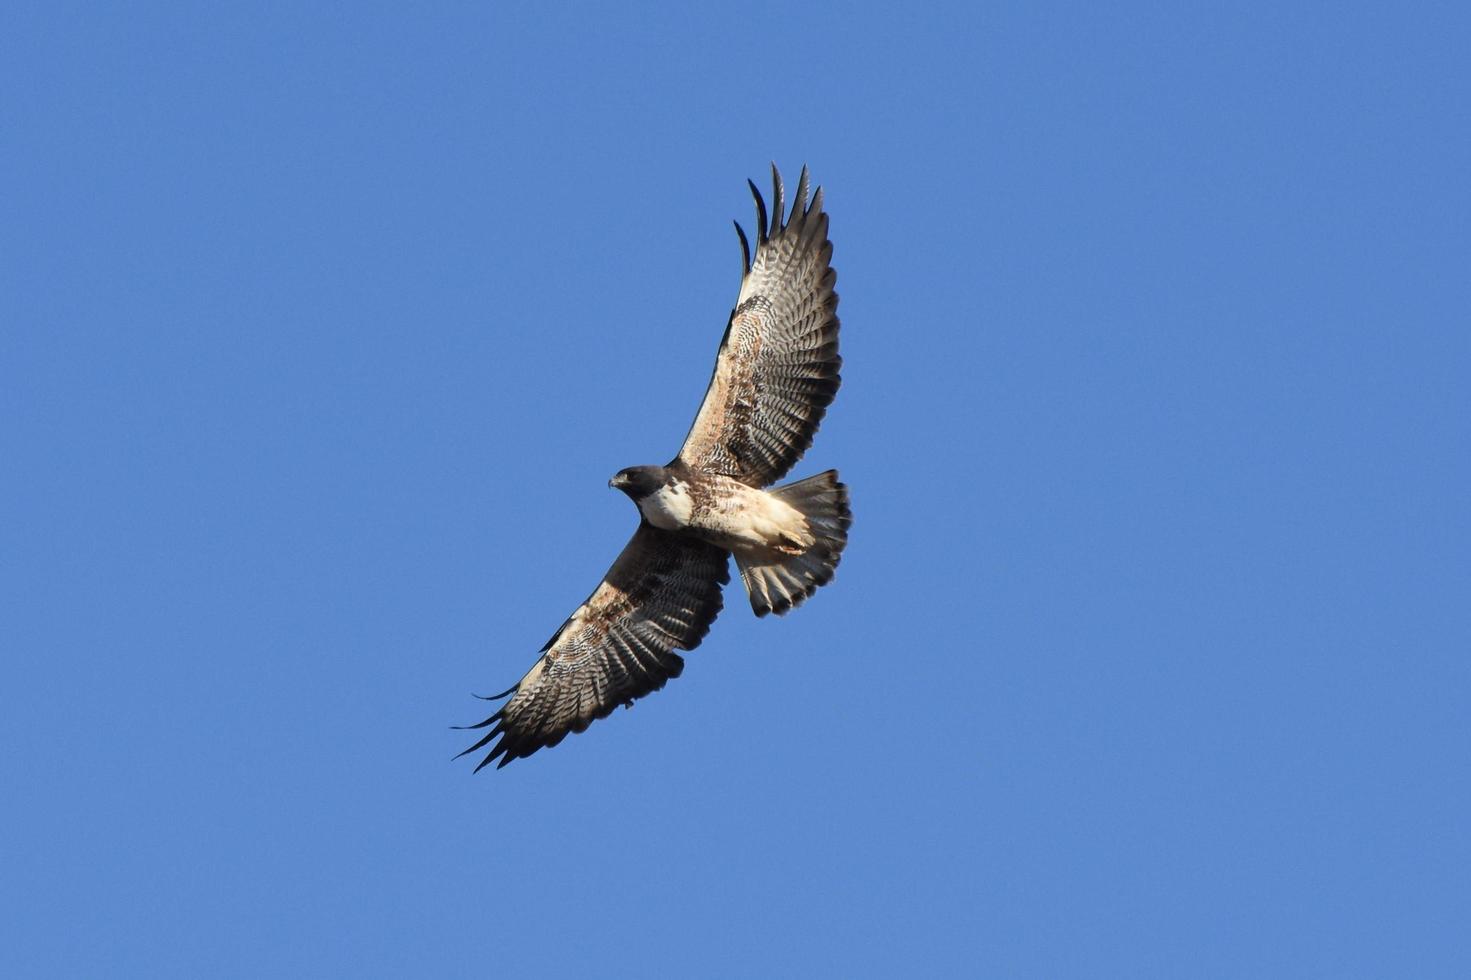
458, 165, 849, 770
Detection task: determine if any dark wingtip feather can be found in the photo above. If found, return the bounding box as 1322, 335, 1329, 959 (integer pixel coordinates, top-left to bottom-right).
794, 165, 810, 217
799, 191, 828, 251
733, 220, 751, 275
454, 719, 503, 760
475, 734, 516, 771
769, 163, 784, 237
748, 179, 769, 244
450, 713, 499, 731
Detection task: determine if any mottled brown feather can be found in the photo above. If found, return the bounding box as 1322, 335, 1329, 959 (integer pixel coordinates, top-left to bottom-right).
457, 526, 729, 769
677, 164, 841, 487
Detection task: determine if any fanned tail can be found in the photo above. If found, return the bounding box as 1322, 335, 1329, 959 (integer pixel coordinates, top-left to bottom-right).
735, 470, 851, 617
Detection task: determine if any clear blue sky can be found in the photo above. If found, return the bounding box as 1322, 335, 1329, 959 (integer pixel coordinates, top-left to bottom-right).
4, 3, 1468, 977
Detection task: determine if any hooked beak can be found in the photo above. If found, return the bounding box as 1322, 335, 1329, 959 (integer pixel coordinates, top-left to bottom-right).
609, 473, 626, 490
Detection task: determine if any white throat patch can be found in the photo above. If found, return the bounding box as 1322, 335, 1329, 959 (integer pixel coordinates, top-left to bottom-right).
638, 479, 694, 531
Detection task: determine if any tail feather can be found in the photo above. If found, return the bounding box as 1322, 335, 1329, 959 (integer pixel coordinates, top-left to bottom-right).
736, 470, 851, 617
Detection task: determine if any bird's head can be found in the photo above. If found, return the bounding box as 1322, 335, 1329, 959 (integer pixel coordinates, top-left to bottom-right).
609, 465, 664, 500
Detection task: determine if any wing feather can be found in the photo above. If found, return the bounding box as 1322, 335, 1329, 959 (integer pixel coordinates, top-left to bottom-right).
748, 179, 768, 245
677, 165, 841, 486
733, 221, 752, 275
457, 525, 729, 770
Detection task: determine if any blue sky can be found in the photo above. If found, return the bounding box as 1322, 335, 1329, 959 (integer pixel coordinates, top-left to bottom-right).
4, 2, 1468, 977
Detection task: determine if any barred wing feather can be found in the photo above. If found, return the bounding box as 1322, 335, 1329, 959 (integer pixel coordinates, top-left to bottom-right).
457, 526, 729, 769
676, 165, 841, 487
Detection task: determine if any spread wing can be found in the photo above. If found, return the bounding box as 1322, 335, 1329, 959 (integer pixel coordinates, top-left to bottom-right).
457, 525, 729, 770
676, 165, 841, 487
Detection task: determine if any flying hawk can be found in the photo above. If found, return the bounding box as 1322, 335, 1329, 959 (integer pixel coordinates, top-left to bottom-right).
458, 165, 849, 770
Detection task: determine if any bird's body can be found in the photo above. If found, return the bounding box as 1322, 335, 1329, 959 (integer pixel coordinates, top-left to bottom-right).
614, 465, 812, 555
459, 165, 849, 769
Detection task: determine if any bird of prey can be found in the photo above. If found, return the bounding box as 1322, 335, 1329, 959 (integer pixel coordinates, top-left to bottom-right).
458, 165, 849, 770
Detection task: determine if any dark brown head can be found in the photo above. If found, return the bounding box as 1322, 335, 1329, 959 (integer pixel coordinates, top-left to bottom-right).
609, 465, 666, 501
